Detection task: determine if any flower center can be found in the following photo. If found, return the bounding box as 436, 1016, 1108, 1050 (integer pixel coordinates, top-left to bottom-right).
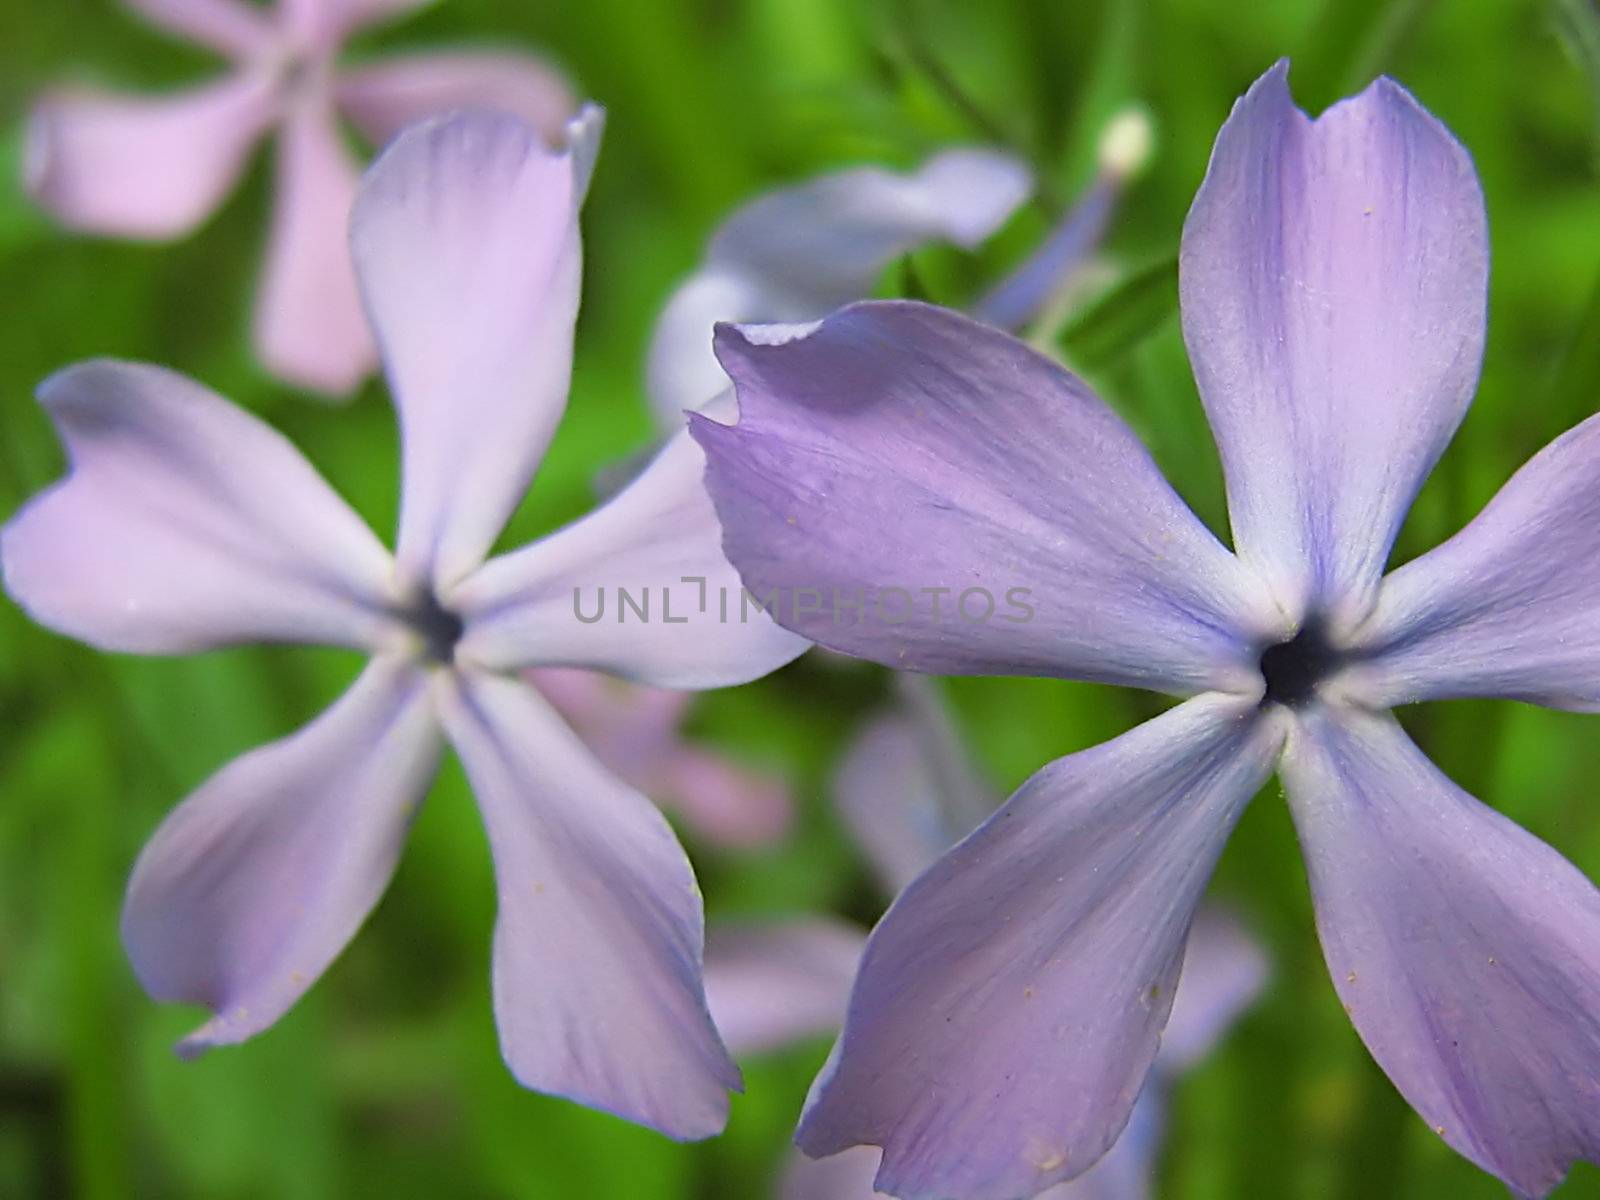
404, 590, 464, 665
1258, 620, 1338, 709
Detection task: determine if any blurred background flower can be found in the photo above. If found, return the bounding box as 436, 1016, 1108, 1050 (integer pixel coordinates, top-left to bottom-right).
3, 0, 1600, 1197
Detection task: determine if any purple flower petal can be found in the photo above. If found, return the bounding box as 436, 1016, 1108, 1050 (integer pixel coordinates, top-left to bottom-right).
1157, 908, 1267, 1073
1280, 704, 1600, 1198
350, 107, 600, 588
1344, 412, 1600, 710
692, 302, 1279, 694
646, 149, 1030, 423
254, 104, 375, 397
435, 669, 740, 1140
703, 918, 866, 1057
1180, 62, 1487, 626
528, 666, 793, 848
124, 0, 274, 57
122, 656, 440, 1054
831, 682, 991, 896
797, 695, 1287, 1200
1, 360, 399, 653
336, 51, 577, 149
455, 398, 808, 689
25, 72, 278, 239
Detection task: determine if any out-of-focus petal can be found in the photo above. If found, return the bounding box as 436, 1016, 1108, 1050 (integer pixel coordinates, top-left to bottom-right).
25, 72, 278, 239
703, 918, 866, 1056
351, 108, 598, 589
1344, 412, 1600, 711
336, 51, 576, 148
123, 0, 274, 57
1156, 908, 1268, 1073
1180, 62, 1487, 627
435, 669, 739, 1140
527, 666, 792, 847
454, 395, 809, 689
973, 178, 1116, 332
1280, 704, 1600, 1199
782, 1145, 889, 1200
122, 656, 440, 1054
832, 684, 991, 897
646, 149, 1031, 424
1, 360, 399, 653
693, 302, 1279, 696
254, 102, 375, 397
797, 695, 1287, 1200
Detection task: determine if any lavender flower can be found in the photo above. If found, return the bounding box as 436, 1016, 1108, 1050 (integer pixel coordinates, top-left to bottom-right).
705, 678, 1266, 1200
2, 108, 806, 1139
693, 61, 1600, 1198
25, 0, 575, 396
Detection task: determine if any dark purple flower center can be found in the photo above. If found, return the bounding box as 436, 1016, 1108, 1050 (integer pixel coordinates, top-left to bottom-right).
1258, 621, 1337, 708
405, 590, 464, 664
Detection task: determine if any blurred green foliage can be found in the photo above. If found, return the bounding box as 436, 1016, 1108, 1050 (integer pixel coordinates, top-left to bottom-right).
3, 0, 1600, 1197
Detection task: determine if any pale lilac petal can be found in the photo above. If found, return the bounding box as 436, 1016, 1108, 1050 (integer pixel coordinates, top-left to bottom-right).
527, 666, 792, 848
122, 656, 441, 1054
1343, 412, 1600, 711
797, 695, 1288, 1200
351, 108, 598, 588
1180, 62, 1487, 626
646, 149, 1031, 424
832, 680, 992, 896
782, 1145, 889, 1200
254, 104, 375, 396
973, 178, 1116, 331
434, 669, 739, 1140
123, 0, 274, 57
25, 72, 278, 239
336, 51, 576, 148
692, 302, 1279, 695
1280, 704, 1600, 1198
1, 360, 399, 653
454, 395, 809, 689
703, 918, 866, 1057
1157, 908, 1268, 1072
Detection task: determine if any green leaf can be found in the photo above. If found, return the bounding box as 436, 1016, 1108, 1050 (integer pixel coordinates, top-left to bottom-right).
1552, 0, 1600, 171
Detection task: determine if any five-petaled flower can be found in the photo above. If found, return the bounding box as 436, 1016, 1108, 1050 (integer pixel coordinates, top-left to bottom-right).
25, 0, 575, 396
2, 107, 805, 1139
694, 62, 1600, 1198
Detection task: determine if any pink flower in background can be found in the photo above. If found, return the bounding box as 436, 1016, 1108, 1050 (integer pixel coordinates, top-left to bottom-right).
3, 108, 807, 1138
529, 666, 792, 849
705, 677, 1267, 1199
25, 0, 575, 396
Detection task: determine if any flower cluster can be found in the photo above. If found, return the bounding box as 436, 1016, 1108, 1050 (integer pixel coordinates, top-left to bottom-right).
8, 13, 1600, 1198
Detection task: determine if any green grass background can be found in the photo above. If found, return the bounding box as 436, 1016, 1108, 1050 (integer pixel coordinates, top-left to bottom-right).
3, 0, 1600, 1196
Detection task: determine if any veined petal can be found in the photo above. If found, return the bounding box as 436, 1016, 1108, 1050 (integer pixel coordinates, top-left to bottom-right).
435, 669, 739, 1140
693, 302, 1278, 695
25, 72, 278, 239
254, 103, 375, 397
703, 918, 866, 1057
336, 51, 576, 148
797, 695, 1287, 1200
646, 149, 1030, 424
351, 107, 600, 589
454, 396, 808, 689
1280, 705, 1600, 1199
123, 0, 275, 57
1344, 412, 1600, 711
1180, 62, 1487, 627
1, 360, 399, 653
122, 656, 441, 1054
